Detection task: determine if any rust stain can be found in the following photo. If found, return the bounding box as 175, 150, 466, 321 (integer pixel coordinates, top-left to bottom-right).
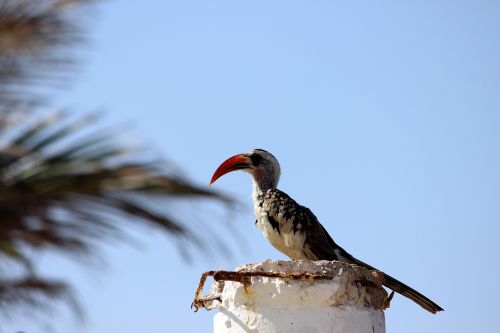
243, 282, 253, 296
191, 270, 337, 312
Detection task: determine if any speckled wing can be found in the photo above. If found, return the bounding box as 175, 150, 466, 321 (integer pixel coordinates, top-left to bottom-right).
259, 188, 351, 261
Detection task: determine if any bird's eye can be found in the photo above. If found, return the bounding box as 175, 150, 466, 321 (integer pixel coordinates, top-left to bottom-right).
250, 153, 262, 166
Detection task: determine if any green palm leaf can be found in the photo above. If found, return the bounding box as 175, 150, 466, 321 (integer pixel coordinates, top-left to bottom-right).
0, 111, 235, 315
0, 0, 237, 321
0, 0, 89, 116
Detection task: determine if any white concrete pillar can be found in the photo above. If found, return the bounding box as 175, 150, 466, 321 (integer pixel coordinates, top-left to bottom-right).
200, 260, 387, 333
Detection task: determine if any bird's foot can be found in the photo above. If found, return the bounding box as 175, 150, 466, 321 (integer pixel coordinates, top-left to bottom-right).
383, 290, 395, 309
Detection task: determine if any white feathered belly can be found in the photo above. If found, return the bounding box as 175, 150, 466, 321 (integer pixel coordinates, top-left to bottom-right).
255, 211, 309, 260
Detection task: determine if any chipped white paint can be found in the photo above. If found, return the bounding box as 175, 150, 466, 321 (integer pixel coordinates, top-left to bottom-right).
206, 260, 387, 333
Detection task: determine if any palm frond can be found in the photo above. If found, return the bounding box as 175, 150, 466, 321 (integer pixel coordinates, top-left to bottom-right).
0, 112, 234, 313
0, 0, 91, 116
0, 0, 237, 322
0, 275, 81, 320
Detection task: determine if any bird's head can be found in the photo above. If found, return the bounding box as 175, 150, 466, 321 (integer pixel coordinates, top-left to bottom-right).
210, 149, 281, 190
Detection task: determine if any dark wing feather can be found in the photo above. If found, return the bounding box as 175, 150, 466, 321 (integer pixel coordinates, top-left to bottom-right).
301, 207, 343, 261
261, 189, 344, 261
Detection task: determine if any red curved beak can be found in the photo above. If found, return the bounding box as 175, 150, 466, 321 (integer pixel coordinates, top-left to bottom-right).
210, 153, 252, 185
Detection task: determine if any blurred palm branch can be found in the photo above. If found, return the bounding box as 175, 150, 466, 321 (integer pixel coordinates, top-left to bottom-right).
0, 0, 89, 117
0, 0, 234, 319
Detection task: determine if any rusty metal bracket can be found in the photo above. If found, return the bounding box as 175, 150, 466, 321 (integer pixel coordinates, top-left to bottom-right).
191, 270, 336, 312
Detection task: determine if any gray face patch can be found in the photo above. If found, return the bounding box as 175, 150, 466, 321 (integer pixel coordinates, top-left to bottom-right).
249, 149, 281, 194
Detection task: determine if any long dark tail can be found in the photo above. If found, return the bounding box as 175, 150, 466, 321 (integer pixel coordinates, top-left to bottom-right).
348, 255, 444, 313
382, 272, 443, 313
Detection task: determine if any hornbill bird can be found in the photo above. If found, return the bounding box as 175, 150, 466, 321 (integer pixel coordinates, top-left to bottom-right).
210, 149, 443, 314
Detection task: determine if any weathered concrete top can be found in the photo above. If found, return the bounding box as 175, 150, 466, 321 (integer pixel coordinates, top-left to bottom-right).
197, 260, 388, 311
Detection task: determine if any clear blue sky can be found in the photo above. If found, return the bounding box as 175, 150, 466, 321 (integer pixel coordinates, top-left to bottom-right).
4, 0, 500, 332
